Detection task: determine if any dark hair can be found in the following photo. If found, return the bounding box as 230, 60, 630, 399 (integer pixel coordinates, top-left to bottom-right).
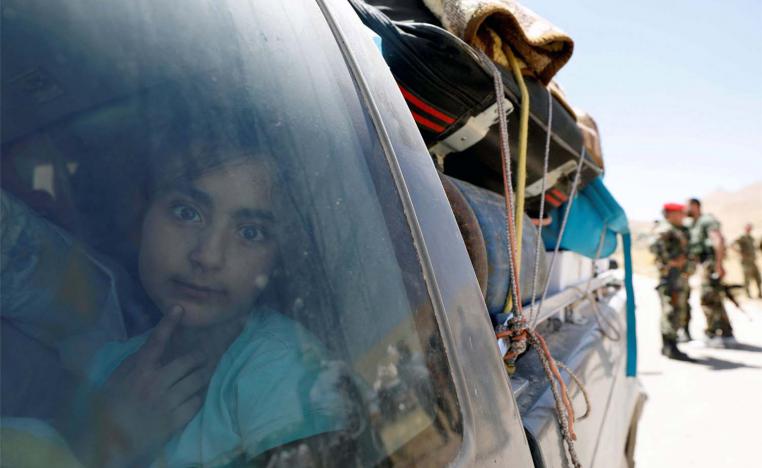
140, 83, 269, 197
68, 80, 273, 288
688, 198, 701, 207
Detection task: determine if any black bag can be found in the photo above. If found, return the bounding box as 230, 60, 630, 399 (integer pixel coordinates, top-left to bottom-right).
351, 0, 602, 216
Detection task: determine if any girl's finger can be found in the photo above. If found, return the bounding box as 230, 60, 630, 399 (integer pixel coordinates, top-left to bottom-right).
166, 366, 211, 411
155, 351, 207, 391
136, 305, 184, 368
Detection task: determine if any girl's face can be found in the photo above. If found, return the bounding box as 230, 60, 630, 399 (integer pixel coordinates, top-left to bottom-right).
139, 159, 276, 327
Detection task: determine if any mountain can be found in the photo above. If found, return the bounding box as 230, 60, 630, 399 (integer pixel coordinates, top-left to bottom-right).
701, 181, 762, 241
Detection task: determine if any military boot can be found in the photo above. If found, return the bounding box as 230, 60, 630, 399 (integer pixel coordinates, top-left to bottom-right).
703, 332, 724, 349
661, 335, 693, 361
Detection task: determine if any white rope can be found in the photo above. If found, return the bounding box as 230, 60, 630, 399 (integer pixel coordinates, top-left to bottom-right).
530, 145, 588, 330
576, 288, 622, 342
582, 221, 608, 294
528, 87, 553, 325
479, 51, 523, 321
581, 222, 622, 341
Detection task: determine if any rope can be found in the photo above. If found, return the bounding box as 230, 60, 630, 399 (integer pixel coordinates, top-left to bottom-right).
482, 51, 523, 318
527, 331, 581, 468
581, 222, 608, 294
575, 288, 622, 342
557, 361, 592, 421
578, 222, 622, 341
528, 87, 553, 324
480, 49, 583, 468
504, 46, 529, 280
530, 145, 587, 330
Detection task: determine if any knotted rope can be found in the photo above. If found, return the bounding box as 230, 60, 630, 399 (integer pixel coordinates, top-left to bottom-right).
479, 47, 585, 468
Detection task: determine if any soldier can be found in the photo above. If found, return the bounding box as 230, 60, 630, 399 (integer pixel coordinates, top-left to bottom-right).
677, 217, 697, 342
733, 223, 762, 299
650, 203, 693, 361
686, 198, 734, 347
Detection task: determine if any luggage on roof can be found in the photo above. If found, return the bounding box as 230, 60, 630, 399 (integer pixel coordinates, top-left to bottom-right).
446, 176, 549, 316
351, 0, 602, 217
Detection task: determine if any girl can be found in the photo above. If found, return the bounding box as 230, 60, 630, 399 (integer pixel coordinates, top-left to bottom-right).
76, 91, 352, 467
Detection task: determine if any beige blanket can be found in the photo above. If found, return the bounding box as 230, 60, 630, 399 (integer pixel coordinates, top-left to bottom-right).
575, 110, 604, 171
423, 0, 573, 84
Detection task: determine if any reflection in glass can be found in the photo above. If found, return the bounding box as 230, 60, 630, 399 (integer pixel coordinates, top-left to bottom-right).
1, 0, 462, 466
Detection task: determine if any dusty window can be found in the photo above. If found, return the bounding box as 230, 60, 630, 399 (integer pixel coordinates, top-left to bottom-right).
1, 0, 462, 466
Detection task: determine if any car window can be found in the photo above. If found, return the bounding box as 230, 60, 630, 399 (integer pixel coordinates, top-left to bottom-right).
0, 0, 462, 466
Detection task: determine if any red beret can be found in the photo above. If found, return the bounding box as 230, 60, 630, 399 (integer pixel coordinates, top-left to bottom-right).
663, 203, 685, 212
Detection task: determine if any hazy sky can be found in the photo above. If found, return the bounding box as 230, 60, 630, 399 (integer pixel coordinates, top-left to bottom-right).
525, 0, 762, 221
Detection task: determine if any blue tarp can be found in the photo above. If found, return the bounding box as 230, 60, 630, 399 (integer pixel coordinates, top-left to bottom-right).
543, 177, 638, 377
542, 177, 627, 258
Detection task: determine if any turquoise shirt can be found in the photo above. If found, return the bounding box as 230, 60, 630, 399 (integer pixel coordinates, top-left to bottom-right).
88, 309, 348, 467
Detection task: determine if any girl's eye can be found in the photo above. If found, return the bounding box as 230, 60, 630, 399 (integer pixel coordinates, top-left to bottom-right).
238, 225, 266, 242
171, 204, 201, 223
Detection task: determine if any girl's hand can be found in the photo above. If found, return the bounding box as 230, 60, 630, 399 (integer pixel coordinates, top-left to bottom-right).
95, 305, 211, 466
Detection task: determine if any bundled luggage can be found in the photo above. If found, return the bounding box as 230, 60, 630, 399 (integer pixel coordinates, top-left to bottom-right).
355, 0, 636, 376
441, 175, 549, 318
454, 178, 549, 313
351, 0, 603, 217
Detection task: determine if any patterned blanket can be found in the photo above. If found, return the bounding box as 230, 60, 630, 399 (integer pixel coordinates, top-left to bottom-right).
422, 0, 573, 84
575, 109, 605, 171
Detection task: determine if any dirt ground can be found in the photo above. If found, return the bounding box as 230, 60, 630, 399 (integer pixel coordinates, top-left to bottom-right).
633, 274, 762, 467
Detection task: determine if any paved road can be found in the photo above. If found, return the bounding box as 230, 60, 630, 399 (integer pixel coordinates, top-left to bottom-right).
634, 275, 762, 467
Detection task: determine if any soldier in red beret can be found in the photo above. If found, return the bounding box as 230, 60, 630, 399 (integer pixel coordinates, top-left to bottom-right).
649, 203, 694, 360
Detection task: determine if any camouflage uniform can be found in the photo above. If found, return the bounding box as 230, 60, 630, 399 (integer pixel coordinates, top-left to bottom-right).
734, 234, 761, 298
650, 221, 690, 340
678, 224, 696, 333
689, 214, 733, 337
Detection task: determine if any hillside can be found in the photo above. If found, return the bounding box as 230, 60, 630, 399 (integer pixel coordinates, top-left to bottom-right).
701, 181, 762, 241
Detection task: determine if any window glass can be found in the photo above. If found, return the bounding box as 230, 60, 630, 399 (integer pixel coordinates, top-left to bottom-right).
0, 0, 462, 466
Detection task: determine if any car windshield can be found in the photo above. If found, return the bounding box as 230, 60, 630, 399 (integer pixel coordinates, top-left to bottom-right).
0, 0, 462, 466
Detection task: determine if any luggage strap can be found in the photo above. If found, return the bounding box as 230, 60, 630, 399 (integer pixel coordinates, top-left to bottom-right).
429, 99, 514, 157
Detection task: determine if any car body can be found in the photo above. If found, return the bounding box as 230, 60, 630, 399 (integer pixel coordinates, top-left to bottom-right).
0, 0, 644, 466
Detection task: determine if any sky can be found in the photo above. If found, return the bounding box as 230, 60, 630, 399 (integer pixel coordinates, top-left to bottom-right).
525, 0, 762, 221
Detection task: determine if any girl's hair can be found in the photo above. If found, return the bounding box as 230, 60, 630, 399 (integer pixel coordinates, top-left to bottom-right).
141, 82, 269, 197
71, 80, 273, 290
